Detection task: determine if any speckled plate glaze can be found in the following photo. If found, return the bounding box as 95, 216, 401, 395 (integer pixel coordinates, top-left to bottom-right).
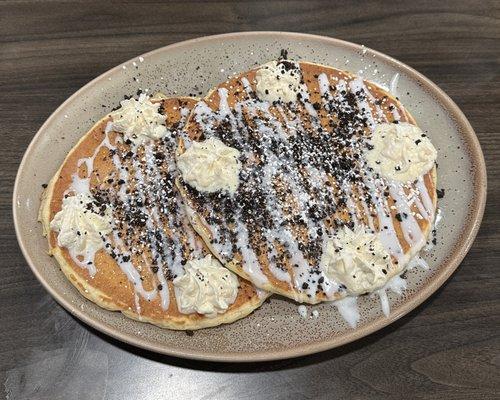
14, 32, 486, 362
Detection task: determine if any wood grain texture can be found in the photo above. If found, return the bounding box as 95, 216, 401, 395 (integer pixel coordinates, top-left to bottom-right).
1, 1, 499, 399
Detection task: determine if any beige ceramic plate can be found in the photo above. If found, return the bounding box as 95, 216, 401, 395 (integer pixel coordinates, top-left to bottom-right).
14, 32, 486, 362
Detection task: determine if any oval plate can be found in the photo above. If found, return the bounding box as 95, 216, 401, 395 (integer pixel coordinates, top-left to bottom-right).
13, 32, 486, 362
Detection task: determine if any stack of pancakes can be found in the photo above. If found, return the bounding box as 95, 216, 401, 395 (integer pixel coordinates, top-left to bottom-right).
40, 59, 436, 330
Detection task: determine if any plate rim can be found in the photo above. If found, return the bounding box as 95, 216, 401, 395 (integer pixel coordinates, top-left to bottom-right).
13, 31, 487, 362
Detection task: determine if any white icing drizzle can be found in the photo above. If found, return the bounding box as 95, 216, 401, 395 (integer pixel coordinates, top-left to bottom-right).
70, 121, 116, 196
411, 187, 430, 221
134, 293, 142, 315
349, 78, 376, 129
363, 82, 387, 122
391, 106, 401, 121
192, 101, 217, 136
111, 231, 157, 302
361, 200, 376, 231
407, 256, 429, 270
297, 305, 308, 318
364, 174, 405, 262
317, 73, 331, 99
267, 252, 292, 282
375, 274, 407, 317
416, 176, 435, 217
218, 87, 231, 115
388, 181, 425, 248
235, 217, 269, 286
300, 85, 320, 122
342, 180, 361, 227
132, 155, 171, 310
112, 152, 130, 204
424, 208, 442, 251
333, 273, 409, 326
390, 73, 400, 99
334, 297, 360, 328
240, 77, 253, 94
143, 142, 185, 278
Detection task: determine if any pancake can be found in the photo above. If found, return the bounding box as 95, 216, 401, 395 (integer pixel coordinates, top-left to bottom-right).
39, 96, 268, 330
176, 61, 437, 304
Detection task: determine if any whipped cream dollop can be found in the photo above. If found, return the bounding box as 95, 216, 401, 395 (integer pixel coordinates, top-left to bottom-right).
365, 122, 437, 182
255, 60, 302, 103
173, 255, 239, 317
50, 193, 113, 274
320, 226, 393, 295
110, 93, 167, 144
177, 137, 241, 194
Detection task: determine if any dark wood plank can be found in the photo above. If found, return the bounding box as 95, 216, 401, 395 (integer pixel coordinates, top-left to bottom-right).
1, 1, 499, 399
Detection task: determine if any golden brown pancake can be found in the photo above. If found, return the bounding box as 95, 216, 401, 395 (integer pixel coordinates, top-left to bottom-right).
40, 96, 268, 330
177, 61, 437, 304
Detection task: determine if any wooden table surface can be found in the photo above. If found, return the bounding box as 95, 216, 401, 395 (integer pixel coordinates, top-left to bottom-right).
1, 1, 499, 399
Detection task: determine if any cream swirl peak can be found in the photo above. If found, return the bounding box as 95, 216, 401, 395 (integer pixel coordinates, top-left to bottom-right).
320, 226, 393, 296
255, 60, 302, 103
366, 122, 437, 182
177, 137, 241, 194
173, 255, 239, 317
50, 192, 113, 276
110, 93, 167, 144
